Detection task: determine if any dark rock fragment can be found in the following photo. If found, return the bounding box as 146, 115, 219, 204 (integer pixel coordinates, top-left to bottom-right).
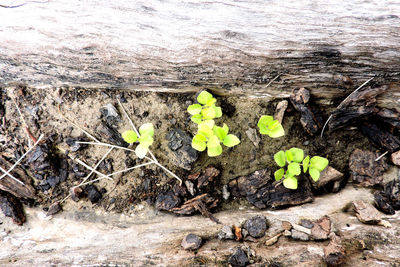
289, 88, 320, 135
46, 202, 62, 216
324, 233, 345, 267
188, 166, 220, 190
229, 169, 313, 209
85, 185, 102, 204
96, 122, 127, 147
349, 149, 388, 187
65, 138, 87, 152
71, 187, 83, 202
243, 215, 268, 238
228, 247, 249, 267
0, 190, 25, 225
165, 128, 198, 170
359, 123, 400, 152
99, 103, 120, 127
181, 233, 202, 250
328, 85, 387, 131
155, 191, 181, 211
374, 178, 400, 214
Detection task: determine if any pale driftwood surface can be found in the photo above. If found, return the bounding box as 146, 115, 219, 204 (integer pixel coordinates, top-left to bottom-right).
1, 186, 399, 266
1, 0, 400, 107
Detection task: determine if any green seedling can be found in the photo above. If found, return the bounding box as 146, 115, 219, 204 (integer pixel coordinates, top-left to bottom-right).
187, 91, 222, 124
273, 147, 329, 190
122, 123, 154, 159
257, 115, 284, 138
188, 91, 240, 157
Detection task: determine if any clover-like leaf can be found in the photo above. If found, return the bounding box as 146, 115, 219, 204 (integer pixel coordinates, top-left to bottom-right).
139, 123, 154, 137
207, 144, 223, 157
274, 150, 286, 167
187, 104, 202, 115
206, 97, 217, 106
257, 115, 274, 135
197, 91, 213, 105
201, 107, 216, 120
198, 120, 215, 137
192, 134, 207, 151
223, 134, 240, 147
287, 162, 301, 176
268, 123, 285, 138
289, 148, 304, 163
122, 130, 138, 144
207, 135, 220, 148
309, 167, 321, 182
191, 114, 202, 124
303, 155, 310, 173
310, 156, 329, 172
213, 106, 222, 118
283, 176, 298, 190
138, 135, 153, 148
135, 144, 149, 159
285, 150, 293, 162
213, 125, 228, 141
274, 168, 285, 181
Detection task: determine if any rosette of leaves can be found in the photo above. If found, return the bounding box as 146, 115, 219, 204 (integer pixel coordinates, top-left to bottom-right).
192, 121, 240, 157
257, 115, 284, 138
274, 147, 329, 189
121, 123, 154, 159
187, 91, 222, 124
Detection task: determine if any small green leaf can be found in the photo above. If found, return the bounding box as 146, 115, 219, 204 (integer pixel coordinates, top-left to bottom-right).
309, 168, 320, 182
191, 114, 202, 124
197, 91, 213, 105
289, 148, 304, 163
139, 123, 154, 137
192, 135, 206, 151
303, 155, 310, 173
201, 107, 216, 120
257, 115, 274, 135
223, 134, 240, 147
285, 150, 293, 162
135, 144, 148, 159
121, 130, 138, 144
310, 156, 329, 171
268, 124, 285, 138
213, 106, 222, 118
206, 97, 217, 106
187, 104, 202, 115
283, 176, 298, 189
207, 144, 223, 157
213, 125, 228, 141
198, 120, 215, 137
274, 150, 286, 167
207, 135, 220, 148
287, 162, 301, 176
274, 168, 285, 181
138, 135, 153, 148
222, 123, 229, 134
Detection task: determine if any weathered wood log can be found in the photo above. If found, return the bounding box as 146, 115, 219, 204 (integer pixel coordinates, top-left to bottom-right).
0, 0, 400, 110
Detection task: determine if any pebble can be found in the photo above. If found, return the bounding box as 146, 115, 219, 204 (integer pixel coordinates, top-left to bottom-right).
245, 128, 261, 147
218, 225, 234, 240
222, 185, 230, 200
243, 215, 268, 238
85, 185, 102, 204
228, 247, 249, 267
291, 229, 309, 241
391, 150, 400, 166
181, 234, 202, 250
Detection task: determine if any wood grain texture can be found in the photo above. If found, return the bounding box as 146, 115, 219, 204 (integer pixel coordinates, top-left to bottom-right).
0, 0, 400, 108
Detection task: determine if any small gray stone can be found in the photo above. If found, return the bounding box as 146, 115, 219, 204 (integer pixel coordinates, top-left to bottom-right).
218, 225, 234, 240
291, 229, 309, 241
245, 128, 261, 147
243, 215, 268, 238
222, 185, 230, 200
228, 247, 249, 267
165, 128, 198, 170
181, 234, 202, 250
185, 180, 196, 196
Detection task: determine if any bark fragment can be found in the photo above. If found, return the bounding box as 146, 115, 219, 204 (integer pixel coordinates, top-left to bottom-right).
0, 190, 25, 225
289, 88, 320, 135
359, 123, 400, 152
